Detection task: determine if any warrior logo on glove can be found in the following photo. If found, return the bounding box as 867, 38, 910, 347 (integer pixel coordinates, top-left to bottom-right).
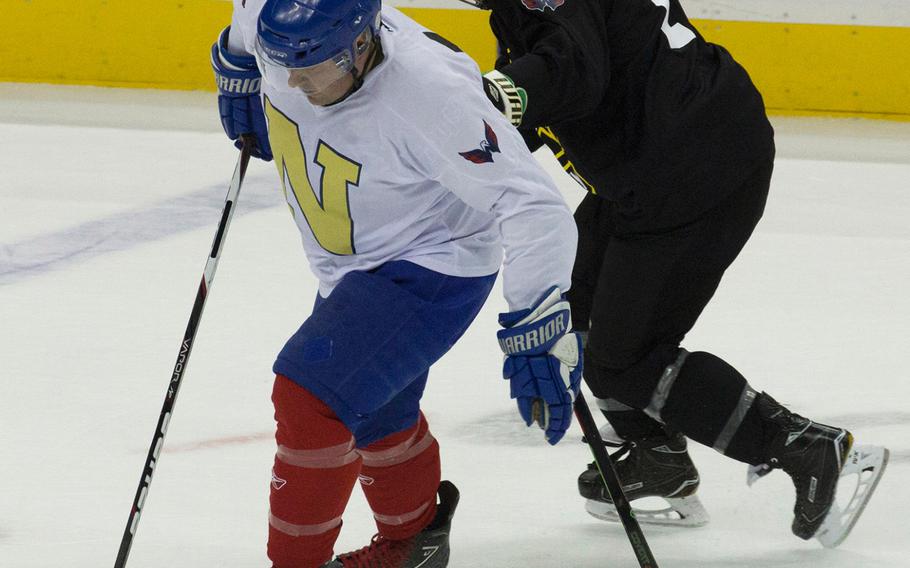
498, 312, 566, 354
498, 288, 583, 445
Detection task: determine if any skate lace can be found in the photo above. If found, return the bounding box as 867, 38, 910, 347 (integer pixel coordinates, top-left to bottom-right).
337, 533, 412, 568
608, 441, 634, 461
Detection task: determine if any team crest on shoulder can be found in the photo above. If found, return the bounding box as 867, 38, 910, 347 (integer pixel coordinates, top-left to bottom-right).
459, 120, 500, 164
521, 0, 565, 11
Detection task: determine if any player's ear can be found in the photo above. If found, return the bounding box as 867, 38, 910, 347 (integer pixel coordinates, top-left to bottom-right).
354, 28, 374, 57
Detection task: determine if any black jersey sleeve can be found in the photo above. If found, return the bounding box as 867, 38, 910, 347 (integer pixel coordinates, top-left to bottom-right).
518, 126, 544, 152
491, 0, 609, 127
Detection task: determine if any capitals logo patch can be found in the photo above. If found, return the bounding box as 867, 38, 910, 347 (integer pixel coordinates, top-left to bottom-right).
459, 120, 500, 164
521, 0, 565, 11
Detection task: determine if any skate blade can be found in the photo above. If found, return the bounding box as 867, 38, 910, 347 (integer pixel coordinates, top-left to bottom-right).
746, 463, 773, 487
585, 494, 710, 528
814, 445, 889, 548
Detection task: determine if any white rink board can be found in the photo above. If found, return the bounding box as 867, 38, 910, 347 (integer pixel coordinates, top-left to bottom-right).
681, 0, 910, 27
388, 0, 910, 27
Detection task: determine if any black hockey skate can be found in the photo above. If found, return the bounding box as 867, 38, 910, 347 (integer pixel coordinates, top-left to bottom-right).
754, 392, 889, 546
325, 480, 459, 568
579, 432, 709, 527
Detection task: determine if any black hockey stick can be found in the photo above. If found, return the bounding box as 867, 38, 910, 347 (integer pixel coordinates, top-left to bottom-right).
574, 392, 659, 568
114, 139, 253, 568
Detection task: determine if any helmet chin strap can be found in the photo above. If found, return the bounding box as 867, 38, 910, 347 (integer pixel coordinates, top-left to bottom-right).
353, 37, 385, 91
327, 36, 385, 106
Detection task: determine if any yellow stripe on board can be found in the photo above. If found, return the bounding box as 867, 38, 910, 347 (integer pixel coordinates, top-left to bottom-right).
698, 20, 910, 118
398, 7, 498, 71
0, 0, 231, 90
0, 2, 907, 119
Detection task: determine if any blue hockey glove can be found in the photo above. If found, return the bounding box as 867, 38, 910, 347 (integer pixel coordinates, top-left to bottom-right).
211, 27, 272, 161
497, 288, 583, 445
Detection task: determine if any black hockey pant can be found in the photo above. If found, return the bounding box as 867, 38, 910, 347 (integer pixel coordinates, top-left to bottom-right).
569, 160, 775, 465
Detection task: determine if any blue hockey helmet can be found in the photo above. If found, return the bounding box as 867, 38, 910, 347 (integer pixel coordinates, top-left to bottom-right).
256, 0, 381, 99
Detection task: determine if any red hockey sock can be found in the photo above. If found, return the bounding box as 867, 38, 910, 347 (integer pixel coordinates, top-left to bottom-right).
356, 412, 440, 540
268, 375, 362, 568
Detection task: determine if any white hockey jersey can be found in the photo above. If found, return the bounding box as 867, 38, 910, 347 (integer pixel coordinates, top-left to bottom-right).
228, 3, 576, 310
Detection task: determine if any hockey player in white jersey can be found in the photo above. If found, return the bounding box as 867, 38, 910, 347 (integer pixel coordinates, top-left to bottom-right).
212, 1, 582, 567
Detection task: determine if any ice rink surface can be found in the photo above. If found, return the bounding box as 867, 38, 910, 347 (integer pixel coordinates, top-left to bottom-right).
1, 84, 908, 567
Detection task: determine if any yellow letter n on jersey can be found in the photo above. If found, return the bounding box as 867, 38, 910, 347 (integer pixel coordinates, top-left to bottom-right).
265, 98, 362, 255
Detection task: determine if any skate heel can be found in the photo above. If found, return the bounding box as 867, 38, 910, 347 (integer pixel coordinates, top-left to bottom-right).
755, 392, 888, 545
331, 481, 458, 568
814, 444, 889, 548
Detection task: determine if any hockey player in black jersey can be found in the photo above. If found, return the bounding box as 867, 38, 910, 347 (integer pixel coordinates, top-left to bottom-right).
471, 0, 888, 547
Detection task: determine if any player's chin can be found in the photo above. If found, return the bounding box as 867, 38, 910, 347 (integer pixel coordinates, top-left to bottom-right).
305, 80, 356, 106
306, 92, 338, 106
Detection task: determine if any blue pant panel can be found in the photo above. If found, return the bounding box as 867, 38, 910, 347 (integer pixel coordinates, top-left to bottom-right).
274, 261, 496, 446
